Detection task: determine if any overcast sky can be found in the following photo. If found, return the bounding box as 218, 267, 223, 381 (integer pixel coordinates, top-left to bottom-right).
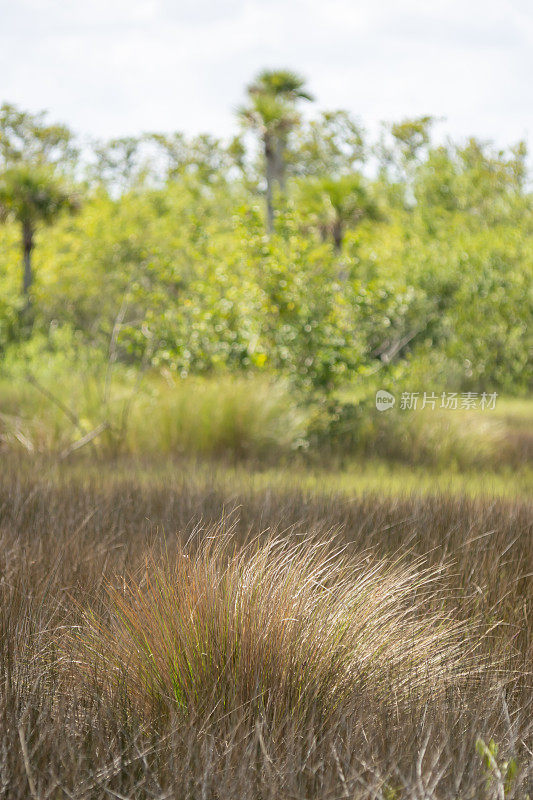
2, 0, 532, 149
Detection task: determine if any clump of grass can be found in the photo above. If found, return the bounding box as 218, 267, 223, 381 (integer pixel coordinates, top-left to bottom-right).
70, 527, 475, 731
0, 372, 308, 460
314, 398, 532, 471
124, 374, 308, 459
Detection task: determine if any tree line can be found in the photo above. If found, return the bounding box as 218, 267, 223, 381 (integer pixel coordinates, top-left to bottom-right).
1, 69, 529, 310
0, 70, 530, 397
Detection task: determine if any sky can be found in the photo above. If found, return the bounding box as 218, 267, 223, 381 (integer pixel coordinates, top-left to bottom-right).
1, 0, 532, 150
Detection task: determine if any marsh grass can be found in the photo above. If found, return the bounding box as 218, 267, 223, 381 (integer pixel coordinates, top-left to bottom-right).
70, 529, 475, 730
0, 373, 308, 459
1, 457, 531, 798
1, 370, 531, 471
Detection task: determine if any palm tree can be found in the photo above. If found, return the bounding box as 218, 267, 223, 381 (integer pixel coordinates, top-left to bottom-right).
0, 163, 80, 316
239, 69, 313, 232
301, 174, 380, 252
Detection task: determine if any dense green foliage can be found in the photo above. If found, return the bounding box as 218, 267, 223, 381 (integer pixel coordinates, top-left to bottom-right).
0, 79, 531, 400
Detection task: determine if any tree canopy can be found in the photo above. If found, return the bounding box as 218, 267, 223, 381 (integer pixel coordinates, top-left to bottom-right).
0, 74, 530, 397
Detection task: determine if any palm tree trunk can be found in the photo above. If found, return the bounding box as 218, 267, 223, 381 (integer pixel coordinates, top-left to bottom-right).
332, 219, 344, 252
21, 219, 35, 326
264, 135, 275, 234
275, 136, 287, 192
22, 219, 34, 296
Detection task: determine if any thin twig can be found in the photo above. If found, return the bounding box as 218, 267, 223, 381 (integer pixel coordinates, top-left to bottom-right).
26, 373, 87, 437
18, 724, 39, 800
60, 422, 109, 459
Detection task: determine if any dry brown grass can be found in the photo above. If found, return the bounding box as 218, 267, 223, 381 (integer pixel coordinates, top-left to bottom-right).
0, 455, 532, 799
70, 530, 474, 729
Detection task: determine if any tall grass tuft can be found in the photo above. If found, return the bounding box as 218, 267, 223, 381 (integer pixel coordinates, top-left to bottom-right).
70, 527, 475, 731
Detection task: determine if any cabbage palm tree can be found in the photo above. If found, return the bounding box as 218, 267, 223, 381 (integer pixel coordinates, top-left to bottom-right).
0, 164, 80, 316
239, 69, 313, 232
301, 174, 380, 252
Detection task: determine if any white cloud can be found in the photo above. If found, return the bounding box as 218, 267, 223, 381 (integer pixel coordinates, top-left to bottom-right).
0, 0, 531, 146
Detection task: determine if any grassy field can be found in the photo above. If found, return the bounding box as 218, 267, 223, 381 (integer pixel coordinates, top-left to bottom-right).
1, 454, 532, 799
1, 371, 532, 474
